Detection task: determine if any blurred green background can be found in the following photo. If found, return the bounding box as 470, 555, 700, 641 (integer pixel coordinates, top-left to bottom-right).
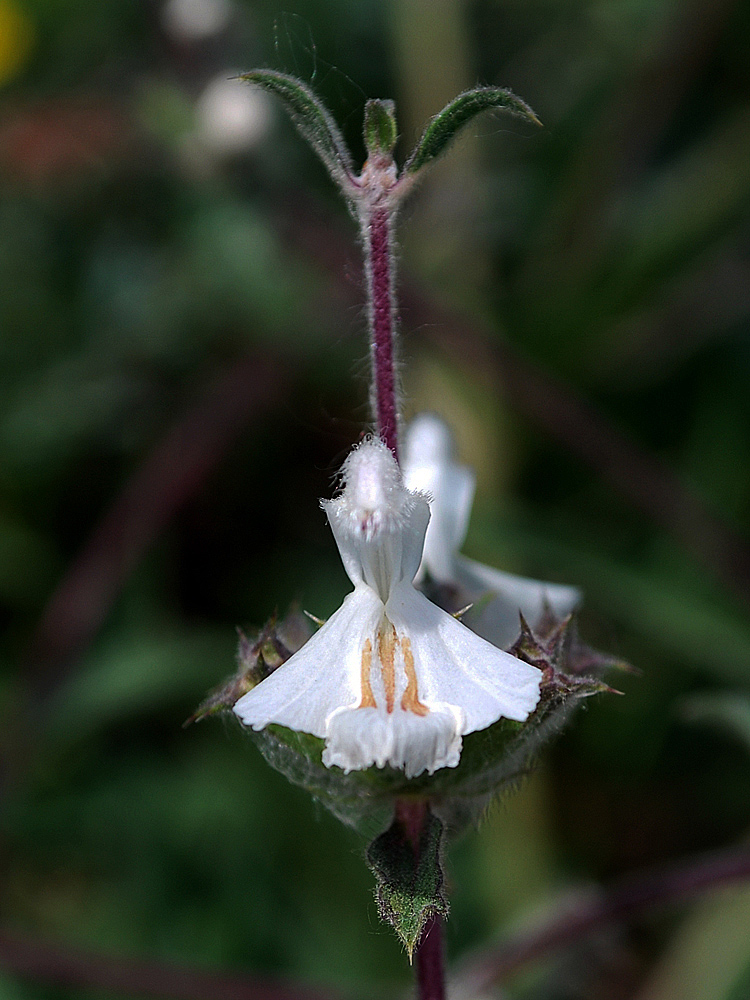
2, 0, 750, 997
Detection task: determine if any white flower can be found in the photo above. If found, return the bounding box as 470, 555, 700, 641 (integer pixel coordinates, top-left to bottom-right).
233, 438, 542, 778
402, 413, 581, 649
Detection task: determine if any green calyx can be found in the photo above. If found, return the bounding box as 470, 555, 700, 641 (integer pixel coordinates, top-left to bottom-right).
237, 612, 621, 836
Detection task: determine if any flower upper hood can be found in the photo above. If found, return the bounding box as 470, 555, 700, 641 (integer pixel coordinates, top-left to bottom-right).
233, 438, 542, 778
324, 438, 429, 602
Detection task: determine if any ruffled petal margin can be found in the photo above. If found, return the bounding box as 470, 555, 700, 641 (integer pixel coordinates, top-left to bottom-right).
324, 704, 461, 779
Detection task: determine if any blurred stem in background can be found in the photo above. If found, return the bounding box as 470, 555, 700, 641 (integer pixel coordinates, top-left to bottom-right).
3, 841, 750, 998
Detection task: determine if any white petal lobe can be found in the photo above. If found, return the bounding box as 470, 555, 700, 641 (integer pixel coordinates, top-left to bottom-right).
402, 413, 582, 647
454, 555, 581, 649
324, 706, 461, 779
386, 581, 542, 732
233, 587, 383, 737
403, 414, 475, 581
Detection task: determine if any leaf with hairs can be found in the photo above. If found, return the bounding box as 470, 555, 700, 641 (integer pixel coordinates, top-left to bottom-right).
239, 70, 355, 192
366, 809, 447, 957
403, 86, 540, 175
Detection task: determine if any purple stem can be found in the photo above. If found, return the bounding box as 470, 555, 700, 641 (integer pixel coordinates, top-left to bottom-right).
416, 916, 446, 1000
365, 206, 399, 459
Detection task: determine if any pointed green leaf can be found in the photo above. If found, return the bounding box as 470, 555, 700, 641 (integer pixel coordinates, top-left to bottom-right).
363, 98, 397, 158
366, 809, 448, 957
404, 86, 541, 175
239, 69, 355, 189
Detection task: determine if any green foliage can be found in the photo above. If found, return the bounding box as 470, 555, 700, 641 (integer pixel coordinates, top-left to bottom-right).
2, 1, 750, 997
403, 87, 541, 175
680, 692, 750, 756
0, 973, 29, 1000
366, 809, 447, 958
48, 628, 235, 743
239, 69, 355, 191
727, 958, 750, 1000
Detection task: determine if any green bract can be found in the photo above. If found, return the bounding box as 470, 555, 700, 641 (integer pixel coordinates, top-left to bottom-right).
239, 72, 541, 200
367, 808, 447, 958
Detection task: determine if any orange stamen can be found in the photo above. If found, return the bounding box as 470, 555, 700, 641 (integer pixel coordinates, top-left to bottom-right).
400, 636, 429, 716
358, 638, 376, 708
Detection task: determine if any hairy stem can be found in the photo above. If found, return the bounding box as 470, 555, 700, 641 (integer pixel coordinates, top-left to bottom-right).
363, 205, 400, 458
